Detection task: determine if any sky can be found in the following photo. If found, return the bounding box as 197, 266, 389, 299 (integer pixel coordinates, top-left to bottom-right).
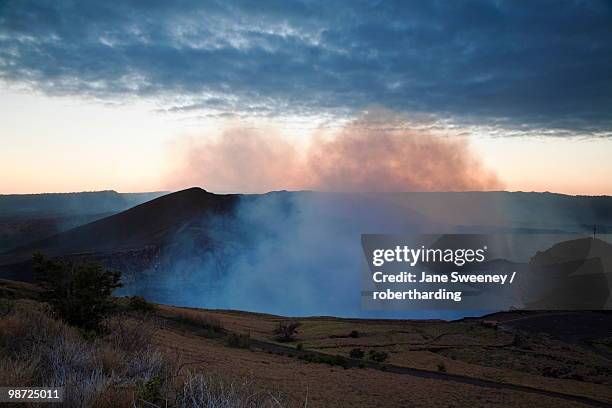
1, 0, 611, 195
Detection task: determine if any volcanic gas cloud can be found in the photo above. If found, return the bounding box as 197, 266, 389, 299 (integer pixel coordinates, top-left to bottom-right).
165, 111, 502, 192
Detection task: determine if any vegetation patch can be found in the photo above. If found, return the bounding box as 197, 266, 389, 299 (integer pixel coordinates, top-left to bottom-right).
274, 320, 301, 342
298, 353, 348, 369
368, 350, 389, 363
33, 253, 121, 331
170, 309, 224, 338
349, 348, 365, 359
128, 296, 157, 313
227, 332, 251, 349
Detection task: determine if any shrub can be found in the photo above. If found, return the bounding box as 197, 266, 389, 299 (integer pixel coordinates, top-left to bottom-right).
33, 252, 122, 330
437, 362, 447, 372
349, 330, 360, 338
226, 332, 250, 349
368, 350, 388, 363
128, 296, 156, 313
273, 320, 301, 342
542, 366, 570, 378
172, 309, 224, 337
298, 353, 348, 369
330, 355, 348, 369
349, 348, 365, 359
0, 314, 32, 354
137, 376, 163, 406
0, 301, 63, 355
296, 343, 304, 351
102, 316, 154, 354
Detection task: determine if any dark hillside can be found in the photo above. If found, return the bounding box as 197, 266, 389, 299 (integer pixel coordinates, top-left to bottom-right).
0, 188, 238, 263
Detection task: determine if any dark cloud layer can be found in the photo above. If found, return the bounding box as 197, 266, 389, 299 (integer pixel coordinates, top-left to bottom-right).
1, 0, 611, 134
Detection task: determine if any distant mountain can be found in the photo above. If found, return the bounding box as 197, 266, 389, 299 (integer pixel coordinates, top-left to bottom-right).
0, 190, 166, 217
0, 190, 167, 252
381, 191, 612, 232
0, 212, 114, 253
2, 188, 612, 288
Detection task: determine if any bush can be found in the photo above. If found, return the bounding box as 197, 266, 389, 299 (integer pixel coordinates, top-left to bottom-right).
368, 350, 388, 363
349, 330, 360, 338
349, 348, 365, 359
330, 355, 348, 369
102, 316, 154, 354
296, 343, 304, 351
226, 332, 250, 349
137, 376, 163, 406
128, 296, 156, 313
297, 353, 348, 369
33, 253, 122, 330
273, 320, 301, 342
172, 309, 224, 337
437, 362, 447, 372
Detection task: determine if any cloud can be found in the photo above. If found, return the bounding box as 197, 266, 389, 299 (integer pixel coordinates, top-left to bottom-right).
1, 1, 611, 134
165, 110, 502, 192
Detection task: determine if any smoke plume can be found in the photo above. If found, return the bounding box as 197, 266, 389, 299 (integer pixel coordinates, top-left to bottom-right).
165, 111, 502, 193
143, 112, 503, 318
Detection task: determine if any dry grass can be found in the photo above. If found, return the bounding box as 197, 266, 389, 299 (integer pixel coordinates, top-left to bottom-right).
102, 315, 156, 354
176, 372, 289, 408
3, 293, 609, 407
191, 308, 612, 405
0, 300, 172, 407
0, 357, 38, 386
0, 299, 291, 408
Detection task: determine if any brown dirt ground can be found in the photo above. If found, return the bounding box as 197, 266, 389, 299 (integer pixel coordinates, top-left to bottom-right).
154, 305, 612, 407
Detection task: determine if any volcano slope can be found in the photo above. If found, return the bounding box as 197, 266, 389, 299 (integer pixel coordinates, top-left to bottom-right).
0, 188, 240, 280
0, 187, 435, 283
3, 188, 612, 271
